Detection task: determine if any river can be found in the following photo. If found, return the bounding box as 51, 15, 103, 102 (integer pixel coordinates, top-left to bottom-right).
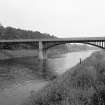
0, 50, 97, 105
48, 50, 97, 74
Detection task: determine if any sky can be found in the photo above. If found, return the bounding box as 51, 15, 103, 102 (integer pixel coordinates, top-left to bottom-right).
0, 0, 105, 38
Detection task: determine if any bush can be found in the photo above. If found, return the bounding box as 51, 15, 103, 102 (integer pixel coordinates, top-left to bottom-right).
91, 89, 105, 105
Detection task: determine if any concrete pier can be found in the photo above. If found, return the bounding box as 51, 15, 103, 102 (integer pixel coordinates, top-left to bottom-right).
38, 41, 47, 60
38, 41, 47, 72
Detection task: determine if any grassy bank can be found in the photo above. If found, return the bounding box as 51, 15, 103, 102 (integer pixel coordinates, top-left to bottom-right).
22, 50, 105, 105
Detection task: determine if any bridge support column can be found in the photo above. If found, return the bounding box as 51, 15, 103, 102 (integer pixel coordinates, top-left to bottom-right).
38, 41, 47, 73
38, 41, 44, 60
38, 41, 47, 60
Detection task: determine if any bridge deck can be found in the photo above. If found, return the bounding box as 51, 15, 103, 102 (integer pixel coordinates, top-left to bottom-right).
0, 37, 104, 43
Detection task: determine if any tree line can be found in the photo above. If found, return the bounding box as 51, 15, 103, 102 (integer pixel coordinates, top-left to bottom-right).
0, 24, 56, 49
0, 24, 56, 39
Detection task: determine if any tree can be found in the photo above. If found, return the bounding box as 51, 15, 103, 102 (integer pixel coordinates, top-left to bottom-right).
0, 24, 4, 37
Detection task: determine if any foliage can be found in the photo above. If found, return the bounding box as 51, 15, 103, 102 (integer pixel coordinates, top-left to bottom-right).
0, 25, 55, 39
0, 25, 57, 49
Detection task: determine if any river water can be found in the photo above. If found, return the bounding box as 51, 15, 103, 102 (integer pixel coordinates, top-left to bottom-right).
0, 50, 97, 105
48, 50, 96, 74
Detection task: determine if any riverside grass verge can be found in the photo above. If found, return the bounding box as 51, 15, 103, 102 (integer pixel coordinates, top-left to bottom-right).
22, 50, 105, 105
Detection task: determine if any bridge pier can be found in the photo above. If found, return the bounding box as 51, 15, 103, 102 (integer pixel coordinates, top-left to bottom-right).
38, 41, 47, 60
38, 41, 43, 60
38, 41, 47, 73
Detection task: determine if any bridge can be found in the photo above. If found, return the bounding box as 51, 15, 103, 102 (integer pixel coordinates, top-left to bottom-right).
0, 37, 105, 60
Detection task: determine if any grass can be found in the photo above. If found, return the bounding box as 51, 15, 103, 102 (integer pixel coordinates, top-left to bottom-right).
22, 50, 105, 105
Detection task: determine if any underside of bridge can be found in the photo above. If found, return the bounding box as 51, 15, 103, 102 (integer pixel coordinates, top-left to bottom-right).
0, 40, 105, 60
38, 41, 105, 60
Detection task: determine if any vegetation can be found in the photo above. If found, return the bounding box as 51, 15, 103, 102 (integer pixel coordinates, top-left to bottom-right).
0, 24, 56, 39
22, 51, 105, 105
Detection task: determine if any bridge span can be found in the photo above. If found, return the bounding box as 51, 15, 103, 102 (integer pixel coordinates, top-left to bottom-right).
0, 37, 105, 60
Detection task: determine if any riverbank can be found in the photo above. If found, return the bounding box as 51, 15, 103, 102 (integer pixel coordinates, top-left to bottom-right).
23, 50, 105, 105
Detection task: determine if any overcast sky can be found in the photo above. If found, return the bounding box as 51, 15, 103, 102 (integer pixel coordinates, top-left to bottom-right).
0, 0, 105, 37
